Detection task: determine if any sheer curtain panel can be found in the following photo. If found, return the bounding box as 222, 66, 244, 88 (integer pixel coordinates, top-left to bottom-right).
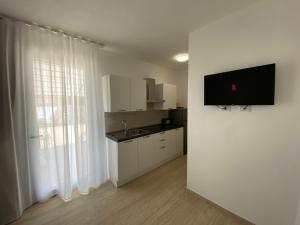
0, 18, 107, 224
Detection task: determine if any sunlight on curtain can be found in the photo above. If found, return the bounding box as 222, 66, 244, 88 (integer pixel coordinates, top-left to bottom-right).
32, 59, 89, 200
25, 26, 108, 201
0, 18, 107, 225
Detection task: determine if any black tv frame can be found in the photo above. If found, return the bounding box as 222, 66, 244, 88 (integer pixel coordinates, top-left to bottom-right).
204, 64, 275, 106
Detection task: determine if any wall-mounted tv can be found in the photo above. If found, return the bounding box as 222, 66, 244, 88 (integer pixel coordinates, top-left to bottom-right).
204, 64, 275, 105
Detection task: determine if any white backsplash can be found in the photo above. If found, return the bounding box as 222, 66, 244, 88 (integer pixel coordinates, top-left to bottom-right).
105, 110, 168, 132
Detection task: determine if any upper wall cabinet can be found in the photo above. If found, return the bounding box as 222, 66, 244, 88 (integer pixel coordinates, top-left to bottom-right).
102, 75, 147, 112
103, 75, 131, 112
154, 84, 177, 110
131, 79, 147, 111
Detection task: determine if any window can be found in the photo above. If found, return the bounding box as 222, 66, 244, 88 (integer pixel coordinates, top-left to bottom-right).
33, 60, 88, 148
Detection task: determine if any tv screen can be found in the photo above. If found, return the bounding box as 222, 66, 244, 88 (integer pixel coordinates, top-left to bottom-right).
204, 64, 275, 105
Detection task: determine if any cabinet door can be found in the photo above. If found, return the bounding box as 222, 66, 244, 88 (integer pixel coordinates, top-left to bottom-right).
167, 128, 183, 157
163, 84, 177, 110
110, 75, 131, 112
118, 139, 138, 181
166, 129, 177, 158
138, 134, 158, 172
154, 84, 177, 110
131, 79, 147, 111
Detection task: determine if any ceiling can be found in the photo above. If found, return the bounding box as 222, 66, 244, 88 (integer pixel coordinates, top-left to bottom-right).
0, 0, 258, 70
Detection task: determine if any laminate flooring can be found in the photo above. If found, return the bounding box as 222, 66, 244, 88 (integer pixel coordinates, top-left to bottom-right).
11, 156, 253, 225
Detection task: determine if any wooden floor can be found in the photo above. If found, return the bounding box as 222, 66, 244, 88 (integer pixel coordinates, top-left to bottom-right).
12, 156, 252, 225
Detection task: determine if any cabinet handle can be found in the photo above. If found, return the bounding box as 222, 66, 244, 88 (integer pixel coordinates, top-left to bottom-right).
160, 146, 166, 149
160, 139, 165, 142
123, 139, 133, 143
143, 135, 150, 139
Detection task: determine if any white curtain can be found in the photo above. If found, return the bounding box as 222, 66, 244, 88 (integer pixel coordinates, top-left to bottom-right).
0, 18, 107, 224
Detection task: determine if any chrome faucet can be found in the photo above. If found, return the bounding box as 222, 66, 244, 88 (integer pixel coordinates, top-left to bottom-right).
122, 120, 128, 135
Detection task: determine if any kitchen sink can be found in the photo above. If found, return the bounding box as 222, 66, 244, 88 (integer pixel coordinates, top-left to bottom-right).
125, 129, 149, 136
108, 128, 151, 141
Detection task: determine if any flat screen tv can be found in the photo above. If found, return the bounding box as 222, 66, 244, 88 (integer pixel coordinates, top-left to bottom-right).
204, 64, 275, 105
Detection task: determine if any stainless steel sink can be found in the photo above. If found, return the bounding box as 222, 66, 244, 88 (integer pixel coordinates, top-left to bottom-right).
125, 129, 149, 136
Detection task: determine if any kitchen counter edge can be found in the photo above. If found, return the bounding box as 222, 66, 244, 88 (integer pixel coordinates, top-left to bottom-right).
106, 124, 184, 142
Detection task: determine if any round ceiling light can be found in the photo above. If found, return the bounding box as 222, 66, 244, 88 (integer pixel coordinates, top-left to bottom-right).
174, 53, 189, 62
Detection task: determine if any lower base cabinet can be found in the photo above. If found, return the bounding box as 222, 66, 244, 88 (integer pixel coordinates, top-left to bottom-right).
168, 128, 184, 156
107, 127, 183, 187
138, 134, 158, 173
118, 139, 139, 181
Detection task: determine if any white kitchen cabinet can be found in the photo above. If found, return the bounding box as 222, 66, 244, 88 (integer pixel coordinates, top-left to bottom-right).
102, 75, 147, 112
138, 134, 158, 172
158, 128, 183, 161
107, 138, 139, 186
167, 128, 184, 157
107, 127, 183, 187
118, 139, 139, 183
131, 79, 147, 111
154, 84, 177, 110
103, 75, 131, 112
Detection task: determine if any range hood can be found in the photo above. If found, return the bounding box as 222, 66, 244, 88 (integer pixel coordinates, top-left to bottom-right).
144, 78, 165, 103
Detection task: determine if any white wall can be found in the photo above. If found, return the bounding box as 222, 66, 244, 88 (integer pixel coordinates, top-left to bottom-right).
99, 50, 187, 132
187, 0, 300, 225
176, 68, 188, 108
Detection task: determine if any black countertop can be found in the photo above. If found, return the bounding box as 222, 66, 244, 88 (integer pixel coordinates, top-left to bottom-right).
106, 124, 183, 142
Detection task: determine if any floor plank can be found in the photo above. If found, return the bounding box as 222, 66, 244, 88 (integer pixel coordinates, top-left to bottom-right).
11, 156, 253, 225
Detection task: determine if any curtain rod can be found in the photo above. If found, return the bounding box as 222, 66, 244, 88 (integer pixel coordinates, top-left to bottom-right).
0, 14, 105, 48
